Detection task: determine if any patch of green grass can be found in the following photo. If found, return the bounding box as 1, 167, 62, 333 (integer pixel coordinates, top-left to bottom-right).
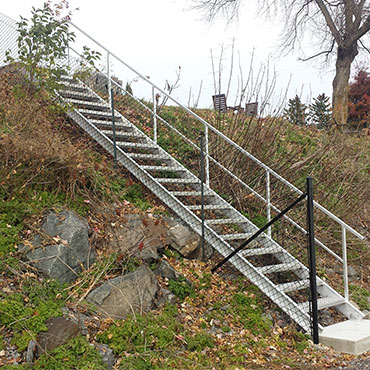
349, 284, 370, 310
109, 179, 151, 210
0, 279, 67, 351
34, 336, 105, 370
119, 356, 154, 370
227, 292, 272, 336
186, 332, 214, 351
168, 276, 195, 301
292, 332, 310, 354
97, 304, 183, 354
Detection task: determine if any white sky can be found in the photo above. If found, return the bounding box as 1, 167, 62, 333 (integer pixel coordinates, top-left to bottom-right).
2, 0, 342, 109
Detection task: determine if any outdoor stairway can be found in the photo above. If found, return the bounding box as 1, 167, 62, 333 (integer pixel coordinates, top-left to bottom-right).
57, 75, 364, 334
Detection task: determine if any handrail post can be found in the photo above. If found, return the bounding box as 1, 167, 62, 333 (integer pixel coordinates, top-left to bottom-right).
152, 86, 157, 143
204, 124, 209, 186
107, 52, 112, 107
200, 133, 206, 261
342, 226, 349, 301
307, 177, 319, 345
266, 170, 271, 237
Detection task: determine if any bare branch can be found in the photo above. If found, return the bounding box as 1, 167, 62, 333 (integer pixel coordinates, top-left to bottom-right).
298, 39, 335, 61
315, 0, 342, 44
359, 38, 370, 53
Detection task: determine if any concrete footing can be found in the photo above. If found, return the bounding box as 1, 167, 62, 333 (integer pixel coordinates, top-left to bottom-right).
320, 320, 370, 355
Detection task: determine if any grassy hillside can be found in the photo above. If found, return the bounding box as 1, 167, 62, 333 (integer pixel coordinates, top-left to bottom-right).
0, 70, 369, 369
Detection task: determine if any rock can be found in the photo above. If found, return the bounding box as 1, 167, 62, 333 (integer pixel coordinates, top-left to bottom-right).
156, 288, 177, 307
95, 344, 115, 370
86, 265, 159, 319
168, 224, 200, 257
348, 266, 360, 281
334, 264, 359, 282
61, 307, 89, 336
36, 317, 80, 356
138, 245, 159, 264
154, 260, 178, 280
23, 210, 95, 283
26, 340, 36, 364
318, 309, 335, 326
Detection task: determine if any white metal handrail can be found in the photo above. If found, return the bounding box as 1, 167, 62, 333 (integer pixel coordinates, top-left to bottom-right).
68, 21, 364, 240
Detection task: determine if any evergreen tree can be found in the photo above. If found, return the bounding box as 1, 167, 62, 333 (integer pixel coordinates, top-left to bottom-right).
284, 95, 307, 126
308, 93, 332, 129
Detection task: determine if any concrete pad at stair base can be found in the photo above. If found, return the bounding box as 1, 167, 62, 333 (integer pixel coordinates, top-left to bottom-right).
320, 320, 370, 355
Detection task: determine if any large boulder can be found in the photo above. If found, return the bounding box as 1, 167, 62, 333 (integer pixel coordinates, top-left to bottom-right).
22, 210, 95, 283
86, 265, 159, 319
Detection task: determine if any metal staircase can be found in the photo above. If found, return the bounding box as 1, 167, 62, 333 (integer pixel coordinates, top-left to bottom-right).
57, 75, 364, 333
0, 12, 365, 335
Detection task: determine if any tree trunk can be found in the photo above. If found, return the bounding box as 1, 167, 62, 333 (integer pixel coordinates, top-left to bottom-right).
332, 44, 358, 125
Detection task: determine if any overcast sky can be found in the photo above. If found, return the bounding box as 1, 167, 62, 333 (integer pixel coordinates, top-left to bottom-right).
2, 0, 346, 109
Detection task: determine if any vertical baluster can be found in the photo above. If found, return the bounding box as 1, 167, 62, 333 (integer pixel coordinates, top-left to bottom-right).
107, 52, 112, 107
342, 226, 349, 301
266, 170, 271, 237
204, 124, 209, 186
152, 86, 157, 143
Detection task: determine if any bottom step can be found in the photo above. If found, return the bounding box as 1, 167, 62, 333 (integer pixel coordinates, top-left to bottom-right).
320, 319, 370, 355
298, 297, 345, 313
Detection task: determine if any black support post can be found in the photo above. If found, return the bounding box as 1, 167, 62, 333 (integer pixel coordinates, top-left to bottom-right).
307, 176, 319, 344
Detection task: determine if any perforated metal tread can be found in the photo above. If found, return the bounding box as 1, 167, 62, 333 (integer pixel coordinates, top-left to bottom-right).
58, 76, 364, 334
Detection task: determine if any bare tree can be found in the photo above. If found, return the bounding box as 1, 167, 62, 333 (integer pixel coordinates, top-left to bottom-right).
192, 0, 370, 125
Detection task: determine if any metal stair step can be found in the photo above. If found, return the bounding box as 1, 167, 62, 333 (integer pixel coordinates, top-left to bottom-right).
277, 279, 311, 293
205, 218, 247, 225
90, 119, 132, 130
257, 261, 302, 274
59, 80, 88, 92
157, 178, 200, 184
222, 233, 253, 240
100, 130, 143, 140
141, 165, 184, 172
117, 142, 157, 149
127, 153, 164, 160
60, 90, 99, 101
239, 246, 281, 257
78, 108, 119, 119
297, 297, 346, 313
64, 98, 108, 109
171, 191, 214, 197
186, 204, 231, 210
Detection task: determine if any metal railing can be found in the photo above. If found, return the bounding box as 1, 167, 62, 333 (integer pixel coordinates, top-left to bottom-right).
0, 13, 365, 302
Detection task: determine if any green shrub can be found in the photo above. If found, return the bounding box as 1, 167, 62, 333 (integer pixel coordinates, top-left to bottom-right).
168, 276, 195, 301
